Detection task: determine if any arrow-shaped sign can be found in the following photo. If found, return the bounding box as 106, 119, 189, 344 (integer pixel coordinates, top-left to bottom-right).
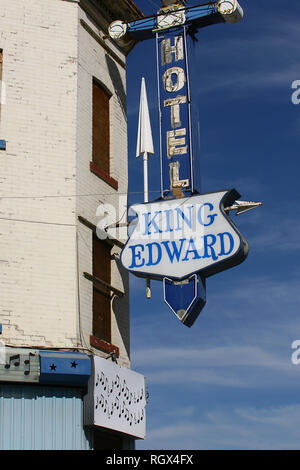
136, 77, 154, 204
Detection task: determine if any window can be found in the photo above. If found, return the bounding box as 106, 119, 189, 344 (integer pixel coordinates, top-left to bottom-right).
0, 50, 3, 121
92, 234, 112, 343
79, 216, 124, 355
93, 79, 110, 173
90, 79, 118, 190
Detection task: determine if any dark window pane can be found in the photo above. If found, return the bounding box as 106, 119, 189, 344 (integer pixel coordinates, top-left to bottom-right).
93, 80, 110, 174
92, 235, 111, 342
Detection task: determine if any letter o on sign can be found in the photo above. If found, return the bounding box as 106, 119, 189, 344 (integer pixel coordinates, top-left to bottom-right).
163, 66, 186, 92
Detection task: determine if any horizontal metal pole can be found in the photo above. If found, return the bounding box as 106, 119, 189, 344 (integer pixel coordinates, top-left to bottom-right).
83, 272, 125, 297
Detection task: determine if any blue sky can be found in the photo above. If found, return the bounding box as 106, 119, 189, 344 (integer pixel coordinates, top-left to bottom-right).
124, 0, 300, 449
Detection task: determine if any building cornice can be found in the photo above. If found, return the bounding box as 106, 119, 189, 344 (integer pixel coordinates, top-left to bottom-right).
79, 0, 144, 55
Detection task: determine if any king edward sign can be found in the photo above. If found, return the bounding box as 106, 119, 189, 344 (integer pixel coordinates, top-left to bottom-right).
109, 0, 261, 326
121, 189, 248, 280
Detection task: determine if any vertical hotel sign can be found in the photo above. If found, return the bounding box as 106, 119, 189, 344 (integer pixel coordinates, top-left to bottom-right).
107, 2, 259, 326
157, 27, 196, 197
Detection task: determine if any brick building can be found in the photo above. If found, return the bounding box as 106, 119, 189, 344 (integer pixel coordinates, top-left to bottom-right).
0, 0, 146, 450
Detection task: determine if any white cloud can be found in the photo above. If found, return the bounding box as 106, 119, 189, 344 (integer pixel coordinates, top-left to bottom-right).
133, 342, 298, 390
134, 345, 287, 370
247, 218, 300, 253
138, 404, 300, 450
236, 405, 300, 427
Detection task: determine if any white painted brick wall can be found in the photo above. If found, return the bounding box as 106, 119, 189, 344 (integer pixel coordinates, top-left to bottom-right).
0, 0, 130, 367
76, 7, 130, 368
0, 0, 79, 348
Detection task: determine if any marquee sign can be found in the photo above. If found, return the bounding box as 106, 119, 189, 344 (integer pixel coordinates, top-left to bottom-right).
121, 189, 248, 280
108, 1, 260, 326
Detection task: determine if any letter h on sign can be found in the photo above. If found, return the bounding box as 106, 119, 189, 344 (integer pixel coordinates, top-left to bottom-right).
157, 27, 200, 198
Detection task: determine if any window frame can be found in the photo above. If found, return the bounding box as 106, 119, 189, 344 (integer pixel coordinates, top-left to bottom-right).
90, 78, 118, 190
92, 233, 112, 344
